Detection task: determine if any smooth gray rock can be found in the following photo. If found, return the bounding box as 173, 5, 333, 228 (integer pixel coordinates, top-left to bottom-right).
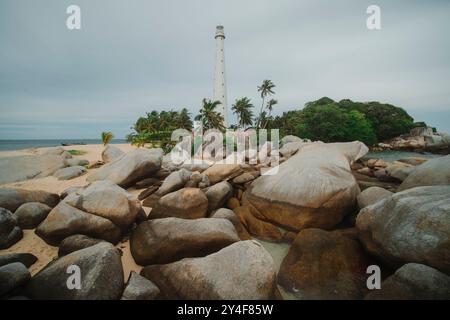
232, 172, 255, 184
130, 217, 240, 265
101, 145, 125, 163
22, 242, 124, 300
60, 186, 83, 199
138, 186, 159, 201
0, 188, 59, 212
385, 165, 415, 182
36, 201, 122, 246
211, 208, 252, 240
205, 181, 233, 213
58, 234, 105, 257
356, 187, 393, 209
155, 168, 191, 196
365, 263, 450, 300
53, 166, 87, 180
278, 228, 370, 300
88, 148, 163, 187
246, 142, 368, 231
14, 202, 52, 229
150, 188, 208, 219
0, 262, 31, 297
398, 155, 450, 191
202, 164, 243, 185
64, 180, 141, 229
0, 253, 37, 268
135, 177, 161, 189
0, 208, 23, 249
0, 153, 68, 184
121, 272, 160, 300
357, 186, 450, 273
141, 240, 278, 299
281, 135, 304, 146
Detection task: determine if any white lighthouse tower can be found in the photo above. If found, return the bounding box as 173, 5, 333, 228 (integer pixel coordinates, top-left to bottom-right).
213, 25, 228, 127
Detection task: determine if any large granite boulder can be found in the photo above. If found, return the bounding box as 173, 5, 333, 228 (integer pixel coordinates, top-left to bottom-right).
0, 188, 59, 212
130, 217, 239, 265
202, 164, 242, 185
150, 188, 208, 219
0, 262, 31, 297
385, 165, 414, 182
0, 208, 22, 249
398, 155, 450, 191
0, 253, 37, 268
87, 148, 163, 187
155, 168, 191, 196
245, 142, 368, 231
356, 187, 393, 209
281, 135, 303, 145
14, 202, 52, 229
36, 201, 122, 246
365, 263, 450, 300
357, 186, 450, 273
121, 272, 160, 300
22, 242, 123, 300
211, 208, 251, 240
234, 205, 283, 242
140, 240, 278, 299
397, 157, 428, 166
53, 166, 87, 180
278, 228, 370, 299
0, 153, 69, 184
205, 181, 233, 213
101, 145, 125, 163
64, 180, 141, 229
58, 234, 105, 257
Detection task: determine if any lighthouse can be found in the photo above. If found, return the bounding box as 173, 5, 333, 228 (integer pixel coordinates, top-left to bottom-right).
213, 25, 228, 127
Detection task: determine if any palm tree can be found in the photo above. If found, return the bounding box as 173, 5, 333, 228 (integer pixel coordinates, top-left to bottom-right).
176, 108, 193, 130
255, 111, 267, 131
232, 97, 254, 128
195, 99, 225, 130
256, 80, 275, 128
101, 131, 114, 146
145, 111, 159, 133
262, 99, 278, 129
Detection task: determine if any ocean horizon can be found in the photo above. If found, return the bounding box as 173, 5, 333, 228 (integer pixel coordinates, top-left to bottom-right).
0, 139, 128, 151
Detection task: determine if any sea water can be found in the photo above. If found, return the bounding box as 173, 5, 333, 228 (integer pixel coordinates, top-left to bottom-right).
0, 139, 127, 151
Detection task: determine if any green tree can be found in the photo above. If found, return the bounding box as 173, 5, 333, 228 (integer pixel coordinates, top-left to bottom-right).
195, 99, 225, 130
101, 131, 114, 146
336, 99, 414, 140
176, 108, 193, 130
296, 104, 377, 145
262, 99, 278, 129
232, 97, 254, 128
256, 80, 275, 128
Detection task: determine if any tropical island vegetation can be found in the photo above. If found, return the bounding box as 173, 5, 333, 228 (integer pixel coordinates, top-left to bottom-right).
125, 80, 423, 148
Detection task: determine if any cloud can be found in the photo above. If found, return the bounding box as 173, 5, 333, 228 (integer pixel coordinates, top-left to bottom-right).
0, 0, 449, 138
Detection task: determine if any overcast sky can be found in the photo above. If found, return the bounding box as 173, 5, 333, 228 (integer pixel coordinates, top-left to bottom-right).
1, 0, 449, 139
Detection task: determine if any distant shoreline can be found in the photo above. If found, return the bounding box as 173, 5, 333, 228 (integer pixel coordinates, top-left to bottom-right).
0, 139, 128, 152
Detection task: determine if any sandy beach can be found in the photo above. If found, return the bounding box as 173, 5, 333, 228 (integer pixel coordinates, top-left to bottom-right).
0, 143, 142, 280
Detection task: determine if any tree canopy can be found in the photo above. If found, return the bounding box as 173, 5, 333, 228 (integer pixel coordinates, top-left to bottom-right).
267, 97, 415, 145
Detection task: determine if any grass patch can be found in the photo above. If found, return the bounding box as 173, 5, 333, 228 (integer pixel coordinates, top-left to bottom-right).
67, 149, 87, 156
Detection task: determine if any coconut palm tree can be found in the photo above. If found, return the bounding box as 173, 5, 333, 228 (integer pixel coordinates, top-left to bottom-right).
176, 108, 193, 130
232, 97, 254, 129
256, 80, 275, 128
262, 99, 278, 129
195, 99, 225, 130
101, 131, 114, 146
